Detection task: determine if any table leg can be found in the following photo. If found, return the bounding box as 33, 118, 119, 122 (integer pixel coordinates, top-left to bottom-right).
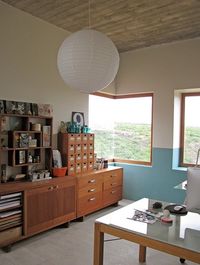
93, 222, 104, 265
139, 245, 146, 263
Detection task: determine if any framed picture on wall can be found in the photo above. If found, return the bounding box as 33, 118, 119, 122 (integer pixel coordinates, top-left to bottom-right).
71, 112, 85, 127
25, 103, 32, 115
5, 101, 17, 114
0, 100, 5, 114
31, 103, 38, 116
16, 101, 26, 115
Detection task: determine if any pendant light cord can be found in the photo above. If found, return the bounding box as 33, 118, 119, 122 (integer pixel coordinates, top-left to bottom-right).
89, 0, 91, 29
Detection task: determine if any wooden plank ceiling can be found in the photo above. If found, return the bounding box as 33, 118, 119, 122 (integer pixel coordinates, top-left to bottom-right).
2, 0, 200, 53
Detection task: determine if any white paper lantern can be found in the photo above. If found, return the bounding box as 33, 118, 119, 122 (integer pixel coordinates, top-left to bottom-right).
57, 29, 120, 93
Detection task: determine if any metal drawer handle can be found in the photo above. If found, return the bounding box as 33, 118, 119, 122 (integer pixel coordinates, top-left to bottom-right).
111, 190, 116, 194
88, 197, 96, 201
88, 179, 96, 183
48, 186, 53, 190
110, 174, 117, 178
88, 188, 96, 192
54, 185, 58, 189
111, 183, 117, 186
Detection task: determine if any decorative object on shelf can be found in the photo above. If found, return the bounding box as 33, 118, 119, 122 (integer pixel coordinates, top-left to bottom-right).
0, 100, 5, 114
31, 123, 41, 131
94, 158, 105, 170
38, 104, 53, 117
42, 125, 51, 147
82, 125, 91, 133
60, 121, 67, 133
5, 100, 16, 114
25, 103, 32, 115
1, 164, 7, 183
0, 100, 53, 117
28, 154, 33, 163
31, 103, 38, 116
16, 101, 26, 115
13, 173, 26, 181
19, 133, 29, 148
18, 150, 26, 164
28, 169, 51, 182
72, 112, 85, 127
28, 138, 37, 148
1, 116, 8, 132
52, 150, 62, 168
52, 167, 67, 177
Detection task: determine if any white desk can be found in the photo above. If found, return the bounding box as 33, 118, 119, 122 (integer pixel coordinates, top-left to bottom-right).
93, 198, 200, 265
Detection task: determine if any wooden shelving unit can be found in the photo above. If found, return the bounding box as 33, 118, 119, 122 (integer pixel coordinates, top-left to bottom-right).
0, 113, 53, 183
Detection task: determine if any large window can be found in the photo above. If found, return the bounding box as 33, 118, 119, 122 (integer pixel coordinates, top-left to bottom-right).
180, 92, 200, 166
89, 93, 153, 165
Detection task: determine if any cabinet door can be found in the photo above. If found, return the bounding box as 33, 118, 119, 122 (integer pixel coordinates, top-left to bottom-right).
52, 183, 76, 223
25, 182, 76, 236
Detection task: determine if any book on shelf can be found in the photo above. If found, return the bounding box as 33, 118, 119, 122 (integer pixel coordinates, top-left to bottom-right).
0, 197, 21, 204
0, 213, 21, 223
0, 220, 22, 231
0, 201, 21, 210
0, 210, 22, 218
0, 192, 22, 200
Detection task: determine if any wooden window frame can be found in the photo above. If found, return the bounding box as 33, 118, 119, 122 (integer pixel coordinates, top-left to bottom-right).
180, 92, 200, 167
91, 92, 153, 165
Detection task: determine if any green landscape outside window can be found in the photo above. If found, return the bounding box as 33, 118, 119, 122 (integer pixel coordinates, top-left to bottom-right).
183, 94, 200, 165
89, 94, 152, 163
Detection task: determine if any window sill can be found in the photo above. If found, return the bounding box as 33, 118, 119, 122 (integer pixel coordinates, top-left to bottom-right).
172, 166, 187, 172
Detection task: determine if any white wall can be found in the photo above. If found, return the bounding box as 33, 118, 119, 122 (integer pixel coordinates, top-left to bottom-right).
1, 0, 200, 152
0, 1, 89, 147
116, 39, 200, 149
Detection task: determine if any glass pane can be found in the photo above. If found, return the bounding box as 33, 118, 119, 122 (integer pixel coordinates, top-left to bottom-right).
113, 97, 152, 161
89, 96, 114, 159
89, 95, 152, 162
184, 96, 200, 164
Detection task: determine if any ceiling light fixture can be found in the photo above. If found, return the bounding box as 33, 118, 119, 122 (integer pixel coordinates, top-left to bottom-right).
57, 1, 120, 94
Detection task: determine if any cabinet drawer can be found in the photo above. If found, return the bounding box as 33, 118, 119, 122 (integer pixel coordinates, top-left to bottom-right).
66, 134, 76, 144
104, 178, 122, 190
103, 170, 123, 190
0, 226, 22, 246
103, 186, 122, 207
77, 192, 102, 217
78, 174, 102, 189
78, 183, 102, 199
103, 169, 122, 181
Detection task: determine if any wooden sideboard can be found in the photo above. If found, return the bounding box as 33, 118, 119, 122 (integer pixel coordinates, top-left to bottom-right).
76, 167, 123, 218
0, 176, 76, 251
0, 167, 123, 251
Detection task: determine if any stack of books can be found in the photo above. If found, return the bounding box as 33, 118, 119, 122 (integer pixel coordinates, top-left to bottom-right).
0, 192, 22, 231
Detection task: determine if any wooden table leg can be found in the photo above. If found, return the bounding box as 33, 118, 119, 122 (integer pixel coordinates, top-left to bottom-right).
139, 245, 146, 263
93, 222, 104, 265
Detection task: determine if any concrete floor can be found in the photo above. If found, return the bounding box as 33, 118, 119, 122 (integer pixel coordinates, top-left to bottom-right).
0, 200, 197, 265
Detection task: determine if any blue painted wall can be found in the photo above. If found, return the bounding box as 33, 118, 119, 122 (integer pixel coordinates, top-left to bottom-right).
114, 148, 187, 204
